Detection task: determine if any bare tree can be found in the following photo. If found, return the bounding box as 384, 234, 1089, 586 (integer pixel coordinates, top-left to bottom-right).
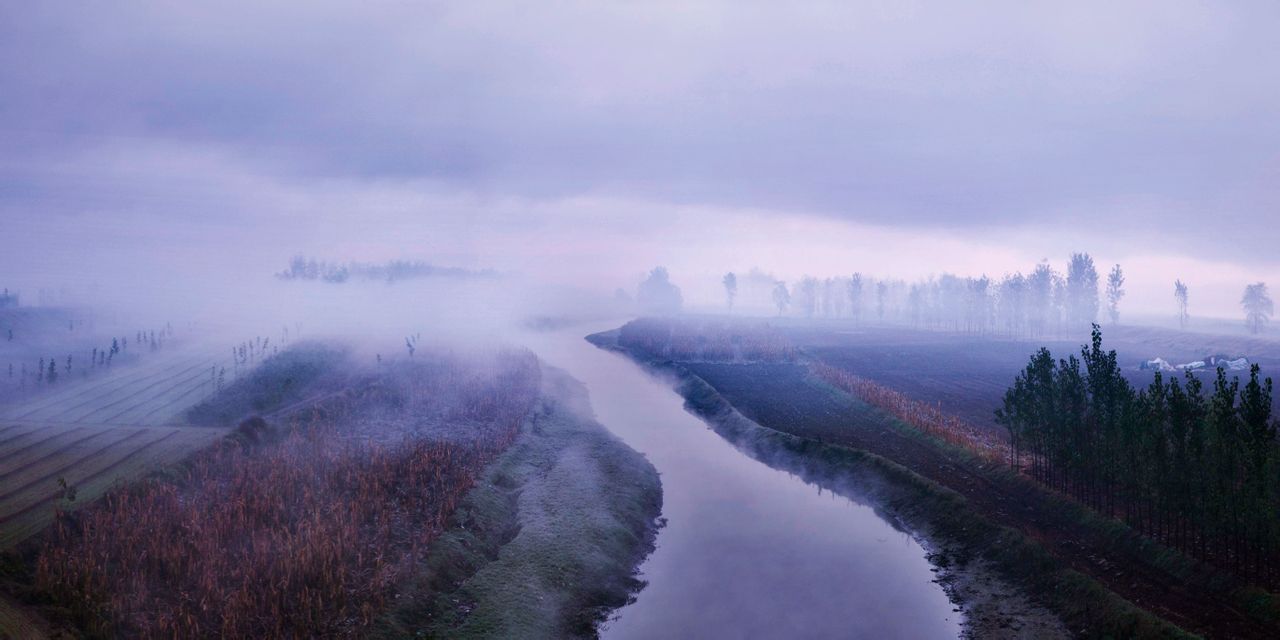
1242, 282, 1274, 334
722, 272, 738, 313
1174, 279, 1190, 329
1105, 264, 1125, 325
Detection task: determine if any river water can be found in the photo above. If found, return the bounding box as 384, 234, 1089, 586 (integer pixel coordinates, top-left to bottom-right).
527, 326, 961, 639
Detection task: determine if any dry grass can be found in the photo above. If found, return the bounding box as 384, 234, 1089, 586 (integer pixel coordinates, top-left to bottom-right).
32, 348, 540, 638
811, 362, 1011, 463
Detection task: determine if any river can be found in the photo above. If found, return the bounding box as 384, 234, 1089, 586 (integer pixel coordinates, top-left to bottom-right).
528, 325, 961, 639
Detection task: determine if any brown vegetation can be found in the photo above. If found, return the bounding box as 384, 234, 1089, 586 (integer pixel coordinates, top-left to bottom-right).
811, 362, 1011, 463
31, 348, 540, 637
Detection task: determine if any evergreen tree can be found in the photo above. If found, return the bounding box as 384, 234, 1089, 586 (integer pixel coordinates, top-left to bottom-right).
999, 327, 1280, 581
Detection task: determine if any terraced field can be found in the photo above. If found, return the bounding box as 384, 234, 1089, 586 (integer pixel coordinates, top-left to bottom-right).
0, 346, 232, 551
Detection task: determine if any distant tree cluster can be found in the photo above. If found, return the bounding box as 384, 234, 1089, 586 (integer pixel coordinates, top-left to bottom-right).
0, 288, 18, 309
761, 254, 1113, 338
636, 267, 683, 316
276, 256, 493, 284
999, 326, 1280, 584
721, 262, 1272, 339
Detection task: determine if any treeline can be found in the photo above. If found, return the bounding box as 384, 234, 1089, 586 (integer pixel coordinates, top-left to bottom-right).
997, 326, 1280, 585
276, 256, 494, 284
743, 253, 1121, 337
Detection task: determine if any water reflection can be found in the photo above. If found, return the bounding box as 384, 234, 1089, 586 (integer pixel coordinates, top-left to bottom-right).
528, 326, 960, 639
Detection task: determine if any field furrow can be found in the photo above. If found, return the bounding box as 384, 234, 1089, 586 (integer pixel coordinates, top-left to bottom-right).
0, 424, 29, 440
0, 425, 44, 450
0, 427, 89, 471
0, 429, 153, 508
92, 366, 214, 425
4, 354, 204, 420
0, 428, 107, 478
0, 428, 225, 550
29, 358, 210, 423
126, 375, 213, 425
0, 341, 236, 555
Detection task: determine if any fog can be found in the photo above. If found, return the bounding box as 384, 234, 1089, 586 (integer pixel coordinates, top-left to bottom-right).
9, 6, 1280, 638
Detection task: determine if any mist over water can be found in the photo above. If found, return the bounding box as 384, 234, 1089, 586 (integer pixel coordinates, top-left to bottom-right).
526, 326, 960, 639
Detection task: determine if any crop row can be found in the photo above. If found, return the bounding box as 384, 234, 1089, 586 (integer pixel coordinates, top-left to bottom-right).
0, 427, 221, 547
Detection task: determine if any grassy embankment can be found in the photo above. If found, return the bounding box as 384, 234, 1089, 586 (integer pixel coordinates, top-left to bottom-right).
183, 340, 350, 426
590, 328, 1196, 639
376, 367, 662, 639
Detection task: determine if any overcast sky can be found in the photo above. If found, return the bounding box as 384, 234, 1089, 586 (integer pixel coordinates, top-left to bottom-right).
2, 2, 1278, 316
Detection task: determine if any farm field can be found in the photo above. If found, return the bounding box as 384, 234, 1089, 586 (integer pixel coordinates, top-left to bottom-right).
679, 359, 1277, 638
1, 336, 663, 639
785, 323, 1280, 436
0, 346, 227, 428
0, 343, 234, 551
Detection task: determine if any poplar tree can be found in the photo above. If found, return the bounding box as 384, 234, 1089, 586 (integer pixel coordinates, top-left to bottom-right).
1105, 264, 1125, 325
722, 272, 738, 313
1175, 280, 1190, 329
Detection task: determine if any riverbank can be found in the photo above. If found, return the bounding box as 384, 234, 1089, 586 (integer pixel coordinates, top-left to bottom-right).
589, 328, 1187, 639
375, 366, 662, 639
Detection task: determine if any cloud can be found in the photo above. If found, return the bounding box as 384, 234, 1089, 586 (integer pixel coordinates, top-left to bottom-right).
1, 1, 1278, 310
